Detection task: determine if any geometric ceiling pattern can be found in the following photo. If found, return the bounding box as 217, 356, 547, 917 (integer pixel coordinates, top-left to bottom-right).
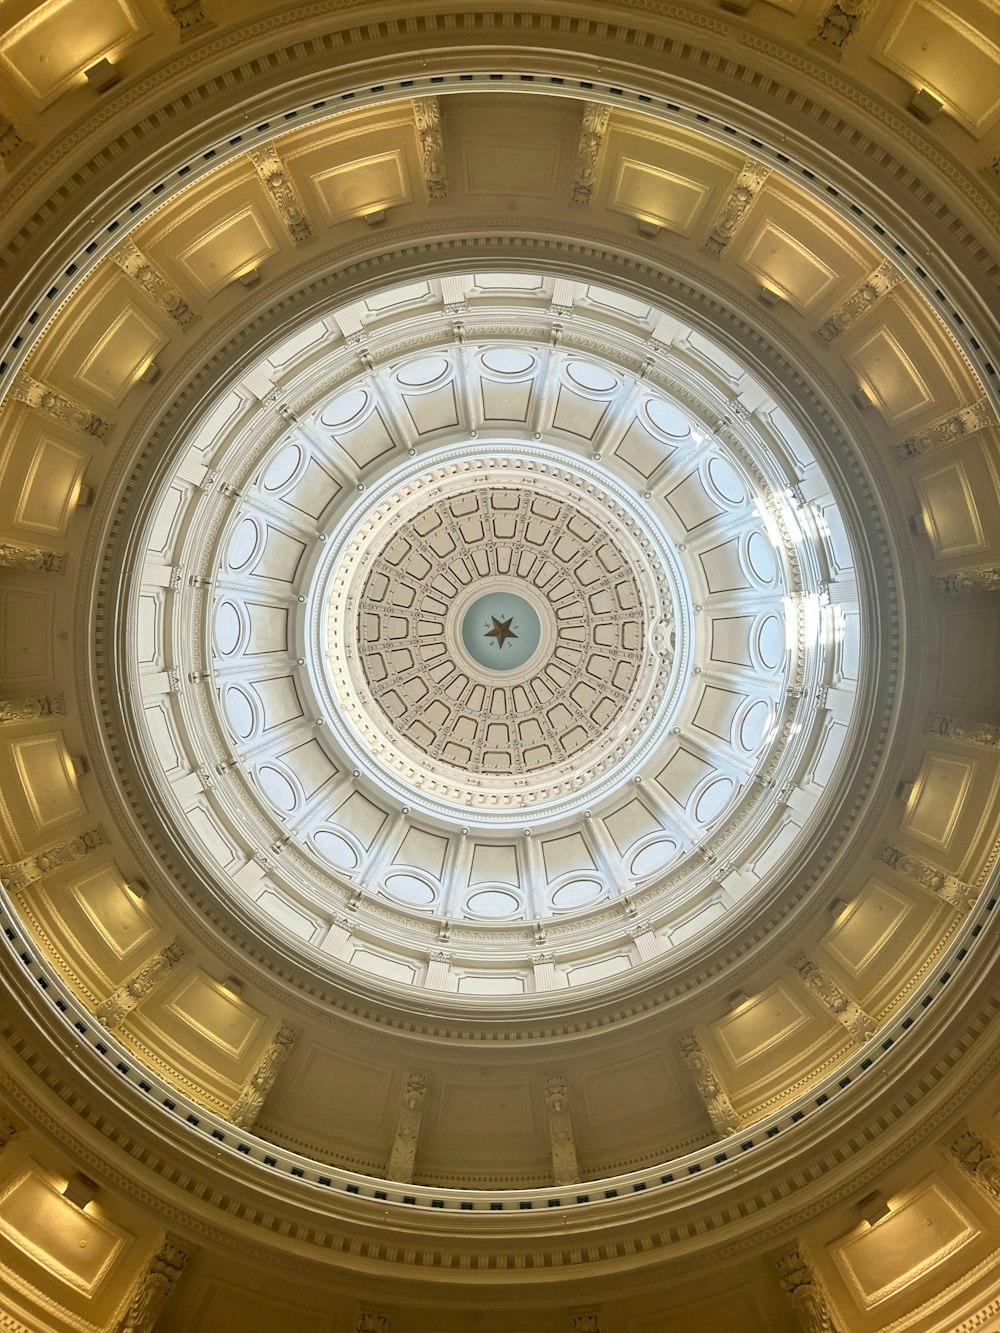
125, 275, 866, 991
0, 3, 998, 1330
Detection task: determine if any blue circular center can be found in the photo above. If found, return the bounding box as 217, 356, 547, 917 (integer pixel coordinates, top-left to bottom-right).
461, 591, 541, 671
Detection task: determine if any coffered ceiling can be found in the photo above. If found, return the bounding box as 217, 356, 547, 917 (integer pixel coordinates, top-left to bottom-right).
0, 2, 998, 1331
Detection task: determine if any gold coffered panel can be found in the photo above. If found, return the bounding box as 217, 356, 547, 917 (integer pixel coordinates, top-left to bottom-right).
832, 1177, 980, 1307
874, 0, 1000, 137
0, 3, 998, 1325
0, 0, 146, 105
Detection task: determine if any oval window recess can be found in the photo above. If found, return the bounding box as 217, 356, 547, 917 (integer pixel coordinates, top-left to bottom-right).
258, 765, 297, 813
227, 518, 260, 571
262, 443, 301, 492
223, 686, 255, 740
396, 356, 449, 388
320, 387, 369, 428
466, 889, 521, 918
629, 840, 677, 878
313, 829, 359, 870
695, 777, 735, 824
739, 699, 771, 752
384, 873, 436, 907
551, 879, 603, 910
644, 398, 690, 440
756, 614, 784, 670
706, 456, 745, 505
746, 531, 777, 585
214, 601, 243, 656
566, 360, 618, 393
481, 347, 535, 376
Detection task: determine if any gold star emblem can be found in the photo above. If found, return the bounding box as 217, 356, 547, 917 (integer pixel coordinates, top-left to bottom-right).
484, 615, 518, 650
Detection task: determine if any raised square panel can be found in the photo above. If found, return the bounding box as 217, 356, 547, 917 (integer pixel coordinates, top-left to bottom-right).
456, 973, 525, 995
76, 306, 167, 406
186, 804, 237, 867
437, 1082, 534, 1137
0, 1166, 128, 1295
602, 798, 662, 854
874, 0, 1000, 137
738, 220, 838, 312
656, 747, 714, 807
11, 733, 82, 830
833, 1179, 978, 1306
349, 948, 416, 984
256, 889, 318, 941
178, 206, 279, 296
164, 970, 263, 1059
395, 826, 448, 878
916, 461, 987, 557
631, 1287, 777, 1333
11, 435, 87, 536
902, 752, 975, 849
0, 0, 146, 105
312, 152, 411, 224
566, 954, 632, 986
580, 1054, 680, 1125
824, 880, 913, 976
848, 327, 932, 423
712, 981, 810, 1067
0, 589, 55, 679
540, 831, 596, 881
291, 1047, 393, 1119
937, 606, 1000, 705
609, 158, 710, 236
188, 1279, 336, 1333
462, 138, 561, 198
71, 865, 159, 964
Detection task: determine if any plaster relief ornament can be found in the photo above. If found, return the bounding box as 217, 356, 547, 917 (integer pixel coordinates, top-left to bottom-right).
134, 298, 849, 972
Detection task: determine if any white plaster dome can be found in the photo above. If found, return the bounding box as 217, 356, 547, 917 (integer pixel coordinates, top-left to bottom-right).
118, 272, 872, 994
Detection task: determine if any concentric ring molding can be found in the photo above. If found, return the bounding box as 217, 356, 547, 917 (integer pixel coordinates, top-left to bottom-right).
112, 270, 882, 997
0, 10, 997, 1317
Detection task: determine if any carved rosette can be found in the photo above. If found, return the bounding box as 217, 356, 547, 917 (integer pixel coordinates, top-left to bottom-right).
896, 398, 993, 459
1, 827, 109, 891
118, 1233, 192, 1333
112, 239, 198, 328
934, 566, 1000, 596
97, 940, 188, 1028
413, 97, 447, 202
161, 0, 212, 38
677, 1032, 740, 1136
928, 714, 1000, 748
0, 111, 29, 160
815, 260, 903, 342
947, 1122, 1000, 1202
248, 143, 313, 244
0, 541, 66, 574
810, 0, 874, 57
386, 1070, 429, 1183
0, 694, 65, 723
570, 103, 611, 207
776, 1245, 840, 1332
792, 952, 876, 1044
701, 159, 770, 259
230, 1022, 298, 1129
878, 843, 977, 913
11, 371, 110, 438
543, 1072, 580, 1186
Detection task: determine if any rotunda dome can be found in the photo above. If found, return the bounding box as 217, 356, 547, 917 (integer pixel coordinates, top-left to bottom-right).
0, 10, 997, 1330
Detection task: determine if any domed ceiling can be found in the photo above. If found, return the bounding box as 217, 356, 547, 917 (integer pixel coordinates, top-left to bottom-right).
120, 270, 874, 995
0, 11, 998, 1328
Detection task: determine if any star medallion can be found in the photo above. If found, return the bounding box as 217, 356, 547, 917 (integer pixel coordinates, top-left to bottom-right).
484, 615, 518, 650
